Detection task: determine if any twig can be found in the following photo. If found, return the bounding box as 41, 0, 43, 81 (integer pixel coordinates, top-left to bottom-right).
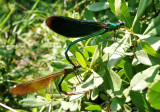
0, 102, 18, 112
14, 2, 28, 11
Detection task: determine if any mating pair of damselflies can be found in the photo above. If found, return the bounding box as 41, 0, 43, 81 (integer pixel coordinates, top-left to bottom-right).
10, 16, 125, 95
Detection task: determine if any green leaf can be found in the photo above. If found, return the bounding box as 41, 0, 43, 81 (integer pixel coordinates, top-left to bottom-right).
140, 41, 160, 58
84, 102, 96, 106
76, 52, 88, 68
130, 90, 153, 112
46, 94, 51, 101
106, 68, 124, 97
84, 46, 96, 54
17, 0, 40, 34
108, 0, 115, 15
90, 43, 102, 68
135, 50, 160, 66
111, 97, 125, 111
123, 61, 133, 81
128, 0, 137, 10
147, 80, 160, 110
108, 0, 132, 28
144, 14, 160, 35
101, 65, 111, 90
133, 19, 141, 34
132, 0, 151, 28
118, 69, 125, 77
138, 35, 160, 51
144, 24, 160, 35
84, 8, 94, 20
91, 87, 99, 100
61, 81, 71, 93
88, 2, 109, 12
100, 93, 110, 102
0, 5, 15, 29
85, 105, 102, 111
50, 61, 70, 70
130, 65, 160, 91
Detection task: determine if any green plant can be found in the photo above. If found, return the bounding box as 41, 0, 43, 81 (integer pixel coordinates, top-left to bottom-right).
0, 0, 160, 112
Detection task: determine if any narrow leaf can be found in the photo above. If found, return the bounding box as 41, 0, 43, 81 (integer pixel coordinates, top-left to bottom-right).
76, 52, 88, 68
90, 43, 102, 68
108, 0, 132, 28
91, 87, 99, 100
144, 14, 160, 35
144, 24, 160, 35
135, 50, 160, 66
123, 61, 133, 81
0, 5, 15, 29
132, 0, 150, 28
138, 35, 160, 51
17, 0, 40, 34
140, 41, 160, 58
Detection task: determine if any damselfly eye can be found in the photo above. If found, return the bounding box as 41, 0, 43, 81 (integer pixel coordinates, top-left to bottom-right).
118, 20, 125, 26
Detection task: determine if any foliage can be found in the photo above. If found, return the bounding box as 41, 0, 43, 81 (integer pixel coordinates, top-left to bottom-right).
0, 0, 160, 111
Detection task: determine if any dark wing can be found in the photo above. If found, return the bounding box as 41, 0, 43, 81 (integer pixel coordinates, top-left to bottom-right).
46, 16, 106, 37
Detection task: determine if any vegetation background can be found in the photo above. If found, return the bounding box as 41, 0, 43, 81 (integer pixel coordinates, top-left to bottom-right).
0, 0, 160, 112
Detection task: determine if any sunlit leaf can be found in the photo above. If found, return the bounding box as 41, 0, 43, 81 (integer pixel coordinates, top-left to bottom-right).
144, 14, 160, 35
85, 105, 102, 111
90, 43, 102, 68
135, 50, 160, 66
103, 34, 131, 69
92, 70, 103, 87
130, 65, 160, 91
140, 41, 160, 58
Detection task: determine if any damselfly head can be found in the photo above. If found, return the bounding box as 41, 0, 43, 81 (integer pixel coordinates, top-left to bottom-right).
118, 20, 125, 26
